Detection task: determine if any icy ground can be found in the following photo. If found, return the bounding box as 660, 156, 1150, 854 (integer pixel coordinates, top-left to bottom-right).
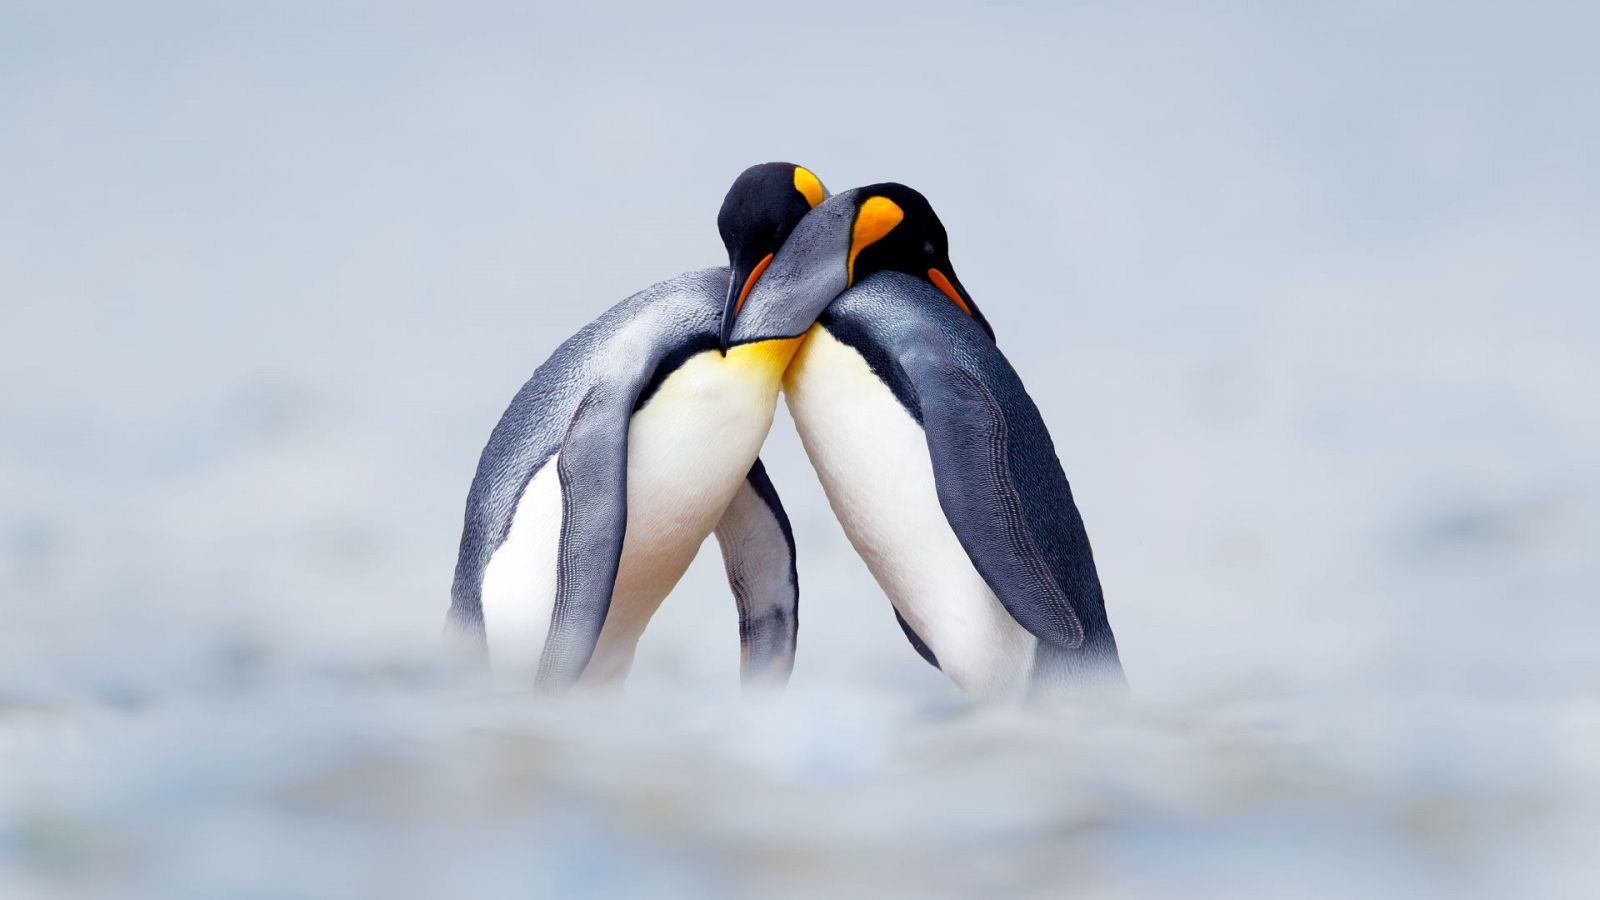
4, 1, 1599, 897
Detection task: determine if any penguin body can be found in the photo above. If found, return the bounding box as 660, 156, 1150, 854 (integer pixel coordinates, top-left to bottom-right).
740, 183, 1123, 699
451, 269, 802, 686
450, 163, 831, 690
786, 273, 1121, 698
786, 314, 1032, 697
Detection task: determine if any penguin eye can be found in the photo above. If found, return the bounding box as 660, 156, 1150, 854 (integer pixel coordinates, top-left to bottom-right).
923, 241, 936, 256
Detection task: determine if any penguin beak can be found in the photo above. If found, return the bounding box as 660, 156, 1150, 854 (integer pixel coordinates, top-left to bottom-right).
720, 253, 774, 353
928, 266, 995, 342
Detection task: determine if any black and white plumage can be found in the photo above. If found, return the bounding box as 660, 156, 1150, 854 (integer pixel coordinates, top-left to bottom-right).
446, 160, 833, 690
754, 184, 1124, 699
447, 268, 804, 688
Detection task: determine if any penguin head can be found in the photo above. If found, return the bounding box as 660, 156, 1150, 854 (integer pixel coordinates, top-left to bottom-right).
726, 182, 995, 349
717, 162, 830, 352
840, 183, 994, 341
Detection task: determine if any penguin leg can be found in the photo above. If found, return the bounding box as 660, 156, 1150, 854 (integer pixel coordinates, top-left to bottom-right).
535, 383, 635, 690
442, 604, 488, 671
713, 458, 799, 689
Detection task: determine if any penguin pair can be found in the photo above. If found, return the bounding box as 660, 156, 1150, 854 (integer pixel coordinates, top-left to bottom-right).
449, 164, 1123, 699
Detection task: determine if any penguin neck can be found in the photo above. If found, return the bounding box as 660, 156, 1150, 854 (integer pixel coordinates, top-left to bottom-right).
723, 336, 806, 385
778, 323, 831, 392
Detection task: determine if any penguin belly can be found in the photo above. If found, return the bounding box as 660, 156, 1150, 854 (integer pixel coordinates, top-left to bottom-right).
584, 343, 794, 680
480, 452, 564, 676
480, 341, 795, 683
785, 325, 1037, 699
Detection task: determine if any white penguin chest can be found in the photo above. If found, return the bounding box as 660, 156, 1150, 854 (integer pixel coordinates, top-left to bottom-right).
616, 347, 784, 583
480, 341, 794, 681
784, 325, 1036, 698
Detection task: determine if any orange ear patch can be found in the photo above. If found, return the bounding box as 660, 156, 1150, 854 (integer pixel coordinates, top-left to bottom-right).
927, 268, 972, 315
793, 167, 825, 208
735, 253, 774, 315
847, 196, 904, 285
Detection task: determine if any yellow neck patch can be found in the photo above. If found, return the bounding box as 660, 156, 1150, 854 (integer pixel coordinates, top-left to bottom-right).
847, 196, 904, 285
793, 167, 825, 208
725, 336, 806, 379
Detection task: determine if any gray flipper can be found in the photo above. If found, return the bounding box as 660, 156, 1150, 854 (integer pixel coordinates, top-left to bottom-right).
536, 380, 642, 689
815, 270, 1123, 691
899, 334, 1125, 692
902, 338, 1087, 649
713, 458, 799, 688
448, 268, 733, 687
893, 608, 940, 670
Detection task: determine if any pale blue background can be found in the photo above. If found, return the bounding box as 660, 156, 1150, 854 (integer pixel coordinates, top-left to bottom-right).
3, 2, 1598, 897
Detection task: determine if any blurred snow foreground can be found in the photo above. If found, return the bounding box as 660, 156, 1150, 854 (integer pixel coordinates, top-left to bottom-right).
1, 644, 1598, 899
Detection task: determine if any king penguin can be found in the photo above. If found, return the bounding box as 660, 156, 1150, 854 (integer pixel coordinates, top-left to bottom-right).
447, 162, 838, 690
741, 183, 1125, 701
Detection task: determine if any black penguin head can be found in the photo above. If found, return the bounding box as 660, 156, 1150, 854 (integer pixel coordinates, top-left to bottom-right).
717, 162, 829, 352
727, 182, 994, 348
843, 183, 994, 341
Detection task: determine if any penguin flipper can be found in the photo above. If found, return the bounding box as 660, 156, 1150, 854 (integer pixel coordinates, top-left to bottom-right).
535, 381, 638, 689
898, 340, 1088, 652
713, 458, 799, 688
893, 608, 940, 669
